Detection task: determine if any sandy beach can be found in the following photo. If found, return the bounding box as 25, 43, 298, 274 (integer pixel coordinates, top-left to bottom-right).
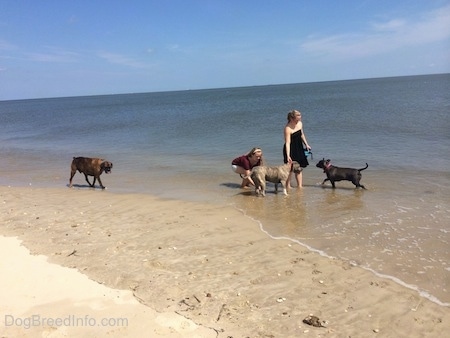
0, 236, 215, 337
0, 185, 448, 337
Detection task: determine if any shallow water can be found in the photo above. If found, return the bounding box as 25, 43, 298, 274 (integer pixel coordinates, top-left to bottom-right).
1, 74, 449, 305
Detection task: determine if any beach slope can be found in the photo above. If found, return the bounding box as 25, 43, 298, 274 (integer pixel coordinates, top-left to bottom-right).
0, 186, 448, 337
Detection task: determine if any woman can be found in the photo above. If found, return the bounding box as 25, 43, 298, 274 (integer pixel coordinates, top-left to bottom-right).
231, 147, 264, 188
283, 110, 311, 189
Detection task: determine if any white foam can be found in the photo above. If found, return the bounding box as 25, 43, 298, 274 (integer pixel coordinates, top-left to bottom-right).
234, 205, 450, 308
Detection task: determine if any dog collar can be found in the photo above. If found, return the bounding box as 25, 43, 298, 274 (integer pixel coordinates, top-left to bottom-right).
323, 163, 332, 172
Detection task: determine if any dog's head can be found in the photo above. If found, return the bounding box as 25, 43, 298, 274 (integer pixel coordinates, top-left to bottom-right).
316, 158, 331, 169
291, 161, 302, 173
101, 161, 113, 174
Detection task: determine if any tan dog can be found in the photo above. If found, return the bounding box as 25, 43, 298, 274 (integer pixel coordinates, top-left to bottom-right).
69, 157, 113, 189
251, 161, 301, 196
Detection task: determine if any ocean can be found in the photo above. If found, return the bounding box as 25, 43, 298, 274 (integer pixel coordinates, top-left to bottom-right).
1, 73, 449, 306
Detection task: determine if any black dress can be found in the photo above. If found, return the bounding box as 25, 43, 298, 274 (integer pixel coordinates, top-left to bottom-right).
283, 129, 309, 167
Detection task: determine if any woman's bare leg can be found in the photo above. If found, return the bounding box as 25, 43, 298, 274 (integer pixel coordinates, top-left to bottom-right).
235, 167, 254, 188
295, 171, 303, 188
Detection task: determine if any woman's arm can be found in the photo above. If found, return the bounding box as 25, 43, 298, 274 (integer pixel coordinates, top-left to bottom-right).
301, 130, 311, 150
284, 127, 292, 162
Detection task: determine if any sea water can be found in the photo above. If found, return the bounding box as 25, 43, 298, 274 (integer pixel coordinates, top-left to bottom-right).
1, 73, 449, 305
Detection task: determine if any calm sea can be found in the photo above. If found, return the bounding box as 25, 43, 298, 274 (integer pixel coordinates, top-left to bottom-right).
1, 74, 449, 306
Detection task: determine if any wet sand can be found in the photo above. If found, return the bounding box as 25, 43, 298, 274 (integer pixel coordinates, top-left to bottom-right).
0, 185, 448, 337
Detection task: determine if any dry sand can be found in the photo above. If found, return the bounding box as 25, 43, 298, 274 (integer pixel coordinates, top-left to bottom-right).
0, 185, 448, 337
0, 236, 215, 337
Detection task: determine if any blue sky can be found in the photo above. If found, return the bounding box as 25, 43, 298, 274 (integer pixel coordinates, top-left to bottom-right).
1, 1, 449, 100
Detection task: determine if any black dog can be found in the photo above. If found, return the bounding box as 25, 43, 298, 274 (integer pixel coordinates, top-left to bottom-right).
316, 158, 368, 189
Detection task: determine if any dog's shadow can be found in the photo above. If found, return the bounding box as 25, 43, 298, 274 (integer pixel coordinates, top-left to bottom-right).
221, 182, 241, 189
67, 183, 103, 190
221, 182, 284, 196
309, 183, 367, 191
220, 182, 254, 196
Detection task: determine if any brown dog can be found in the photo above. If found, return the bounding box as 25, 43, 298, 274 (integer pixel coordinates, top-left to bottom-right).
69, 157, 113, 189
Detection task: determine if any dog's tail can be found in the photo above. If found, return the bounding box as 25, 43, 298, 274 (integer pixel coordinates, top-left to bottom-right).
358, 163, 369, 172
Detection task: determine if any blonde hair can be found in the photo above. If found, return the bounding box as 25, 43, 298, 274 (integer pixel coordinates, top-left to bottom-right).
287, 109, 301, 121
247, 147, 262, 156
247, 147, 265, 165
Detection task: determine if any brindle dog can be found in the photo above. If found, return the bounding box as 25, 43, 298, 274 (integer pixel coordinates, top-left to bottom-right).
69, 157, 113, 189
251, 161, 301, 196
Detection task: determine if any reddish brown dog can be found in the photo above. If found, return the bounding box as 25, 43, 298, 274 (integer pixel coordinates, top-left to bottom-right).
69, 157, 113, 189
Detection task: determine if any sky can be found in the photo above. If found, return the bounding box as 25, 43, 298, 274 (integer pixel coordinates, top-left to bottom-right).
0, 0, 449, 100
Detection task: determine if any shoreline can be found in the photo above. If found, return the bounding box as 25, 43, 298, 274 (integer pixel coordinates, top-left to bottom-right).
252, 218, 450, 308
1, 185, 449, 337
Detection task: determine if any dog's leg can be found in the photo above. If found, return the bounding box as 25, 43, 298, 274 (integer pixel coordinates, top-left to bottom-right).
321, 178, 329, 185
253, 177, 261, 196
353, 180, 366, 189
352, 174, 366, 189
261, 181, 266, 197
84, 174, 94, 187
254, 182, 259, 195
281, 181, 288, 195
69, 169, 76, 188
97, 176, 105, 189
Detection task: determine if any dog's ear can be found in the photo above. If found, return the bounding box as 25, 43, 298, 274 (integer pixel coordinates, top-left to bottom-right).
326, 159, 331, 163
